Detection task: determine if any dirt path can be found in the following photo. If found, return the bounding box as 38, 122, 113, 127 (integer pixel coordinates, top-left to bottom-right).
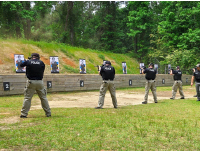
31, 87, 196, 109
0, 86, 197, 125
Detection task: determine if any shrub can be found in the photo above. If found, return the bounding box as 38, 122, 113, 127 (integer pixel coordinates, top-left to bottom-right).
98, 54, 105, 60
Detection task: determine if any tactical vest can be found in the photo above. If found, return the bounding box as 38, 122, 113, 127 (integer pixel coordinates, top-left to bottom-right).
26, 59, 44, 80
195, 70, 200, 81
101, 65, 115, 80
174, 70, 182, 80
145, 68, 156, 80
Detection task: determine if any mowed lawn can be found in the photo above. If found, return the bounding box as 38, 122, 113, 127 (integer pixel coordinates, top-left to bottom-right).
1, 86, 200, 150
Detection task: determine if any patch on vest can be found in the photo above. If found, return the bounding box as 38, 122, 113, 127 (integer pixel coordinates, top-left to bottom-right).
149, 69, 154, 72
105, 67, 111, 70
31, 61, 40, 64
195, 72, 200, 80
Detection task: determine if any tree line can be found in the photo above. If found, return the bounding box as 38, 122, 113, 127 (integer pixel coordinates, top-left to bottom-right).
0, 1, 200, 71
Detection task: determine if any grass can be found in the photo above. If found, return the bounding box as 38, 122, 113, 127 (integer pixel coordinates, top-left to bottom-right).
98, 54, 105, 60
0, 86, 200, 150
0, 38, 140, 74
63, 65, 79, 74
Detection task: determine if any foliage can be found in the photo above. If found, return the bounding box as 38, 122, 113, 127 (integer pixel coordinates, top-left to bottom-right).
152, 1, 200, 68
165, 49, 197, 70
98, 54, 105, 60
63, 65, 79, 73
127, 1, 154, 62
1, 1, 200, 69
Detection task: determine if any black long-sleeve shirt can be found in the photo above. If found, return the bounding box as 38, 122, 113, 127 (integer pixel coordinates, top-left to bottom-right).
20, 59, 45, 80
100, 65, 115, 80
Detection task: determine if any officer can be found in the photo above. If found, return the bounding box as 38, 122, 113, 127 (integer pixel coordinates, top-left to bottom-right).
170, 66, 185, 99
142, 63, 157, 104
193, 67, 197, 97
191, 64, 200, 101
20, 53, 51, 118
95, 61, 117, 109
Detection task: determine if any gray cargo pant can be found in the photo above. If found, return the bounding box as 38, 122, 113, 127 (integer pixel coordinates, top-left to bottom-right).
21, 80, 51, 117
196, 82, 200, 101
98, 80, 117, 108
144, 80, 157, 103
171, 80, 184, 99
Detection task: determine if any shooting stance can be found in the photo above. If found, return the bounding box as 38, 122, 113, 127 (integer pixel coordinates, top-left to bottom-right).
193, 67, 197, 97
20, 53, 51, 118
95, 61, 117, 109
191, 64, 200, 101
142, 63, 157, 104
170, 66, 185, 99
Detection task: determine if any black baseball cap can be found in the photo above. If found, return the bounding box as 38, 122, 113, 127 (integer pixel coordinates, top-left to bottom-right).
176, 66, 180, 69
105, 61, 111, 65
31, 53, 40, 58
149, 63, 154, 67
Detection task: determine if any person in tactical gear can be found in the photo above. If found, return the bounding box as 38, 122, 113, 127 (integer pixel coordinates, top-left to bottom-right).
19, 53, 51, 118
191, 64, 200, 101
193, 67, 197, 97
170, 66, 185, 99
142, 63, 157, 104
95, 61, 118, 109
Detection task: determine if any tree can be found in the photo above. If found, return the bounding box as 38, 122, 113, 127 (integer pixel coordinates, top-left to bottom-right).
31, 1, 55, 41
21, 1, 32, 40
153, 1, 200, 69
0, 1, 23, 38
0, 1, 34, 39
113, 3, 133, 53
127, 1, 155, 61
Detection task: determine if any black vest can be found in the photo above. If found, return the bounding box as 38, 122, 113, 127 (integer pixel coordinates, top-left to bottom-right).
100, 65, 115, 80
145, 68, 156, 80
173, 70, 182, 80
194, 70, 200, 82
26, 59, 45, 80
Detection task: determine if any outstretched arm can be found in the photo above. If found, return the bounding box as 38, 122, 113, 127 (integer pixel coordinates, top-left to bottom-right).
20, 60, 28, 67
170, 70, 173, 75
191, 76, 195, 86
98, 66, 101, 75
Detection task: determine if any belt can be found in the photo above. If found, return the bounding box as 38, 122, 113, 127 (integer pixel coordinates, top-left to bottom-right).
146, 80, 155, 82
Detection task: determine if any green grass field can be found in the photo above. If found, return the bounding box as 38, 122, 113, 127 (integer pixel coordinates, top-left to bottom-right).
1, 86, 200, 150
